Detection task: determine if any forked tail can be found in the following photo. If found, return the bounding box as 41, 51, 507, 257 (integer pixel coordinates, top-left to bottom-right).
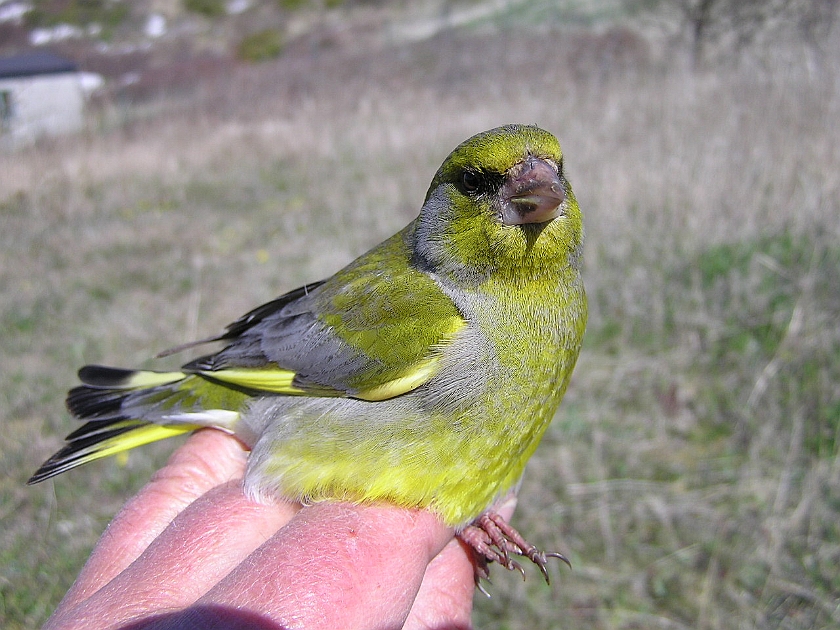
28, 366, 242, 483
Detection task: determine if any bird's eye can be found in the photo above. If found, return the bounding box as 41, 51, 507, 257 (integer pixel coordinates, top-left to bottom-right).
461, 171, 481, 193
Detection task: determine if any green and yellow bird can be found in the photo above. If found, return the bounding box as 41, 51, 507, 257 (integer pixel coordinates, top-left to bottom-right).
30, 124, 587, 581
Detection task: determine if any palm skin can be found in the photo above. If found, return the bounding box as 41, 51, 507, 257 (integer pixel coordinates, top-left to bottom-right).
30, 124, 587, 581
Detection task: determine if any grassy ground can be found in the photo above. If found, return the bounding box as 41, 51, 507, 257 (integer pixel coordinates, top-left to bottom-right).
2, 17, 839, 630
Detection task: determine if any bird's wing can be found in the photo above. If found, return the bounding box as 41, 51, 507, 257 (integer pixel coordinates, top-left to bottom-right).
184, 231, 467, 401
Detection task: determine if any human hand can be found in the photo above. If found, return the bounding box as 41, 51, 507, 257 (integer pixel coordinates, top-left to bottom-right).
44, 429, 486, 630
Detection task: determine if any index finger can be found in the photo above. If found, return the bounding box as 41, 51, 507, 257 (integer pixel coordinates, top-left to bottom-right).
58, 429, 250, 609
196, 502, 458, 630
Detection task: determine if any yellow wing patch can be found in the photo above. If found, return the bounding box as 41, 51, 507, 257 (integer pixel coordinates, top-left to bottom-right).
81, 423, 199, 467
199, 315, 466, 400
353, 356, 441, 401
199, 368, 308, 395
125, 371, 186, 388
352, 315, 466, 401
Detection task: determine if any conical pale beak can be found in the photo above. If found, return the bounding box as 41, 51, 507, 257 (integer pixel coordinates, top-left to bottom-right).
499, 156, 565, 225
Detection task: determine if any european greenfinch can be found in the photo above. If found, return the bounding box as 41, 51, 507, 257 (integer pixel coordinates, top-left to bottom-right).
30, 124, 587, 582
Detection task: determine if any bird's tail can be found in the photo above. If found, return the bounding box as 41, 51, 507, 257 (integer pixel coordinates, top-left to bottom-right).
28, 365, 244, 484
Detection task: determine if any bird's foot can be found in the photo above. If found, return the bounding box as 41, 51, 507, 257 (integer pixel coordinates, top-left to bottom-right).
457, 511, 570, 587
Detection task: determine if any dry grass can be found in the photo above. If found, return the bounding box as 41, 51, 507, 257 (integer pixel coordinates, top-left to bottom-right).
2, 18, 839, 630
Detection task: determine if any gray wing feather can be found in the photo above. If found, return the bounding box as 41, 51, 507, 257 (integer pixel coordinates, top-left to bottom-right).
186, 284, 371, 393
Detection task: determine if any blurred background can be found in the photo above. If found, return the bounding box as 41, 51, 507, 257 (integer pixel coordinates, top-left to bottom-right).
1, 1, 838, 628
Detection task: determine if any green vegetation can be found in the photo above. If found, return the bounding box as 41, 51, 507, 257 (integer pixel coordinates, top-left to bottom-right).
24, 0, 128, 32
2, 3, 839, 629
277, 0, 312, 10
183, 0, 227, 18
237, 28, 285, 62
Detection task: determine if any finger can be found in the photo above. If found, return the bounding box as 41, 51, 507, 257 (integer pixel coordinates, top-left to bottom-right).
404, 537, 475, 630
401, 495, 519, 630
197, 502, 454, 630
495, 492, 518, 522
48, 480, 298, 629
57, 430, 249, 609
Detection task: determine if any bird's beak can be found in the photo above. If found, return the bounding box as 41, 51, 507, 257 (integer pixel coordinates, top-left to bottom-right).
499, 156, 565, 225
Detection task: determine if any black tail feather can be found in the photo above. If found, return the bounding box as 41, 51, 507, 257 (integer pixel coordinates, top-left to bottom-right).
31, 366, 197, 484
78, 365, 138, 387
66, 385, 128, 419
66, 415, 131, 441
27, 422, 144, 484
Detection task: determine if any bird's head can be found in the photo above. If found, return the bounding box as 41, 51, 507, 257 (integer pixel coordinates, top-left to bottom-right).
411, 124, 583, 285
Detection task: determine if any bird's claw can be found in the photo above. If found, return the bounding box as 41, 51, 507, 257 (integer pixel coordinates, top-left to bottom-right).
457, 511, 570, 587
